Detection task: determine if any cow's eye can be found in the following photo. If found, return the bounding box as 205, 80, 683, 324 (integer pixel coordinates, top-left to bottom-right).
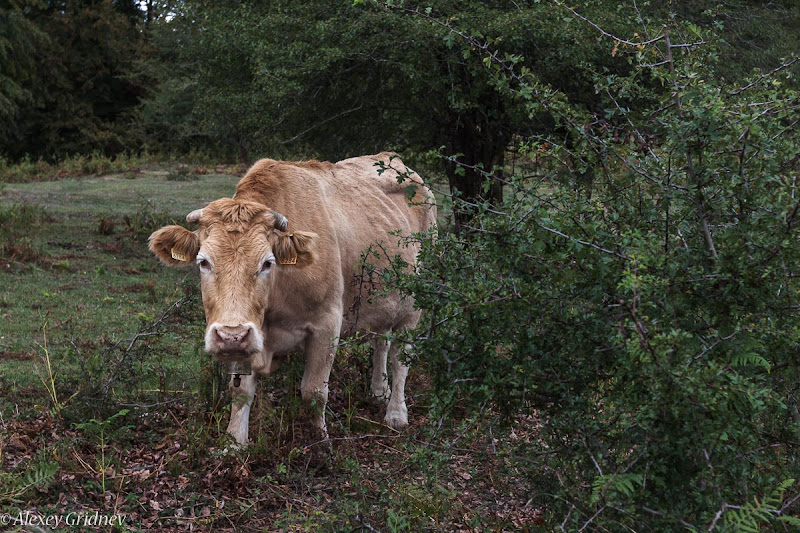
197, 258, 211, 273
259, 258, 273, 274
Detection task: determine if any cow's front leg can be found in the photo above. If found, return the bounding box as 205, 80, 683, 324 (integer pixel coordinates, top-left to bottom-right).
227, 373, 256, 445
300, 326, 339, 440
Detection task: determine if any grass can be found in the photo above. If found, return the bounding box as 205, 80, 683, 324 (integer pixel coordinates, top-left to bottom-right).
0, 162, 539, 532
2, 171, 238, 216
0, 171, 232, 428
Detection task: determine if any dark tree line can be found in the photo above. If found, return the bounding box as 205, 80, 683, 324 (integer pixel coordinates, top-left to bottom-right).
1, 1, 154, 158
2, 1, 799, 220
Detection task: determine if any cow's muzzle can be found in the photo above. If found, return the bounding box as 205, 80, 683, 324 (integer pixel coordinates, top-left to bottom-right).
206, 323, 262, 358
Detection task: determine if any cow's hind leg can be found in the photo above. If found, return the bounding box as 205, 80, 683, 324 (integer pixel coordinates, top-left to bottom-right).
369, 336, 390, 402
384, 339, 409, 430
227, 373, 257, 445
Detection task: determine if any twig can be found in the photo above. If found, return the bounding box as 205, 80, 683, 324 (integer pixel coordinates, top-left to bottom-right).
303, 432, 402, 451
578, 506, 607, 532
536, 222, 627, 258
781, 490, 800, 513
100, 295, 193, 395
559, 506, 574, 531
351, 517, 381, 532
729, 56, 800, 96
665, 26, 717, 259
707, 505, 725, 531
118, 398, 184, 409
280, 103, 364, 145
638, 506, 696, 529
556, 1, 705, 48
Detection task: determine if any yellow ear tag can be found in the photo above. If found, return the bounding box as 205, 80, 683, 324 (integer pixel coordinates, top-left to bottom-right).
279, 234, 297, 265
171, 248, 187, 262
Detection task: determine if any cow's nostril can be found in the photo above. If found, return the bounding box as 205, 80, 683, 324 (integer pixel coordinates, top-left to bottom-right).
212, 325, 254, 352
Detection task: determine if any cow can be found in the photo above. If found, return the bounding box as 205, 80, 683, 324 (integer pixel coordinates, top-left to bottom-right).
148, 153, 436, 445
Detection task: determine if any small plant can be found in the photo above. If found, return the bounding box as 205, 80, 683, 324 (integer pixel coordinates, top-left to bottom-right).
82, 150, 113, 175
719, 479, 800, 532
0, 152, 155, 183
34, 321, 79, 416
97, 217, 116, 235
74, 409, 132, 495
0, 156, 52, 182
386, 509, 410, 533
0, 203, 49, 240
0, 450, 59, 504
166, 164, 197, 181
0, 203, 50, 264
53, 259, 71, 270
123, 199, 174, 242
1, 237, 44, 264
143, 279, 158, 303
35, 321, 60, 415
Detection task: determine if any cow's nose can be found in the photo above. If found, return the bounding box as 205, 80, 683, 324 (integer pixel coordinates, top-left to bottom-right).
212, 324, 253, 353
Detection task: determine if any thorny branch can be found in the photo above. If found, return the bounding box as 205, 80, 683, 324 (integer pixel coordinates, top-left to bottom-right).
556, 0, 707, 48
729, 56, 800, 96
100, 294, 195, 396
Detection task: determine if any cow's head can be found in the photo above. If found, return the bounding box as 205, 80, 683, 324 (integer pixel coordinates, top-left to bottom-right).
148, 199, 316, 362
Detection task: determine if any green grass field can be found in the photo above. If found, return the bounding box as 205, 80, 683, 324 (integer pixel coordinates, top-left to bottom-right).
1, 171, 236, 396
0, 167, 535, 532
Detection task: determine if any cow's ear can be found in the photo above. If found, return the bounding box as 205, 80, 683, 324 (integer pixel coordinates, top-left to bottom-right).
275, 230, 317, 267
149, 225, 200, 267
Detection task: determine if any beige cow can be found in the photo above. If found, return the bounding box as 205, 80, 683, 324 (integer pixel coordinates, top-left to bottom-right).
149, 153, 436, 445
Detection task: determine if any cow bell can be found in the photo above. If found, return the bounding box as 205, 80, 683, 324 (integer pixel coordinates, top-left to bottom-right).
225, 360, 252, 388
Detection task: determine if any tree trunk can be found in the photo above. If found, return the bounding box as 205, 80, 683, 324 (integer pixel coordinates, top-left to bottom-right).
444, 114, 507, 232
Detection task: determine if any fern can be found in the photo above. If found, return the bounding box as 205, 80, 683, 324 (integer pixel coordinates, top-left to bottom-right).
722, 479, 796, 532
730, 352, 771, 373
778, 516, 800, 527
0, 459, 59, 504
590, 473, 643, 505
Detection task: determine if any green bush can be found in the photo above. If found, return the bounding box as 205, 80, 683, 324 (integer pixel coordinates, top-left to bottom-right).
0, 203, 50, 263
0, 203, 49, 240
123, 199, 176, 242
387, 20, 800, 530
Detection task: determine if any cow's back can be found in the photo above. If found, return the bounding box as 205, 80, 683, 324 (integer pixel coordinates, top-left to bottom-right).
234, 153, 435, 335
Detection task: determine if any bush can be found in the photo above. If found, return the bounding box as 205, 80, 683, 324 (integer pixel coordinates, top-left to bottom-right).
123, 199, 176, 242
165, 164, 199, 181
0, 152, 160, 183
387, 21, 800, 530
0, 203, 51, 263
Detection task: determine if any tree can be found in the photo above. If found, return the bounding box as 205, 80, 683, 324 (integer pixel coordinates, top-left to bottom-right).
0, 1, 47, 151
160, 0, 636, 228
1, 0, 147, 160
133, 1, 209, 154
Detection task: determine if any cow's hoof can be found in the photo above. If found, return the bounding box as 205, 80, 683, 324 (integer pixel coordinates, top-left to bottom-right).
306, 446, 333, 471
302, 437, 333, 471
384, 403, 408, 430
